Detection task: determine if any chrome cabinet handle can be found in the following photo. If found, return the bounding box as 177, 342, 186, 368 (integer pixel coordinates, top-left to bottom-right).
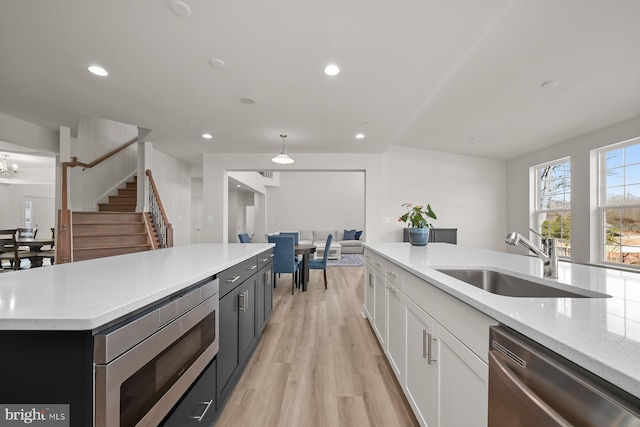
423, 329, 428, 359
190, 399, 213, 421
239, 291, 246, 312
387, 286, 397, 294
248, 265, 257, 270
227, 276, 240, 283
427, 333, 437, 365
269, 253, 275, 258
261, 258, 269, 262
387, 271, 397, 278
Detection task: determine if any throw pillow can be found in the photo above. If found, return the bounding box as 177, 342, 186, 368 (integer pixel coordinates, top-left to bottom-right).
355, 230, 363, 240
343, 229, 357, 240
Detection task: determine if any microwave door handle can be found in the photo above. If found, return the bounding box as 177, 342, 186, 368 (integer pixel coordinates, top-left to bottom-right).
489, 351, 572, 427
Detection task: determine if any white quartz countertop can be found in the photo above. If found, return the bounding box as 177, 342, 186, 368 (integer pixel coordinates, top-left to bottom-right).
364, 242, 640, 399
0, 243, 273, 331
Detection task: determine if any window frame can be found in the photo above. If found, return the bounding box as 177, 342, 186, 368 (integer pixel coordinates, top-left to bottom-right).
598, 137, 640, 268
532, 157, 571, 258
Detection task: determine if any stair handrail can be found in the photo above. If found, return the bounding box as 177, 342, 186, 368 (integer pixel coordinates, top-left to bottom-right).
146, 169, 173, 248
57, 137, 139, 264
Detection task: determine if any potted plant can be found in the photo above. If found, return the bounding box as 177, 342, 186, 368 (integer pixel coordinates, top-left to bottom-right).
399, 203, 437, 246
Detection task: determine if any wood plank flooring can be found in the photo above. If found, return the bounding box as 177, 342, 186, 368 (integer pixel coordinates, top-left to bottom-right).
216, 266, 419, 427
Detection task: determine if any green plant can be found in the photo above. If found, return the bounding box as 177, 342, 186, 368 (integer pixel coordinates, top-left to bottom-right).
399, 203, 437, 228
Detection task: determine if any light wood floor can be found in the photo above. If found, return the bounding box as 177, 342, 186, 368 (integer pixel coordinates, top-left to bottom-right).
216, 266, 419, 427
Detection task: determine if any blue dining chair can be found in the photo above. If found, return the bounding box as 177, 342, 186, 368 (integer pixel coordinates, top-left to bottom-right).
268, 235, 300, 294
238, 233, 251, 243
308, 234, 332, 289
279, 232, 301, 262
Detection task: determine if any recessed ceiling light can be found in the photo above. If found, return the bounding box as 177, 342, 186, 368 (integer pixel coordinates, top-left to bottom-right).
324, 64, 340, 76
209, 58, 226, 69
236, 184, 241, 188
240, 97, 256, 105
202, 133, 213, 139
355, 133, 365, 139
541, 80, 559, 89
88, 65, 108, 77
169, 0, 191, 16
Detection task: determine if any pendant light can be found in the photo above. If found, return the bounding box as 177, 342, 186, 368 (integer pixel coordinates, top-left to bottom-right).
271, 134, 294, 164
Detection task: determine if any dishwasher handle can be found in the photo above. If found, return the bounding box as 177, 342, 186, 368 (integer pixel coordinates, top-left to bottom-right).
488, 350, 572, 427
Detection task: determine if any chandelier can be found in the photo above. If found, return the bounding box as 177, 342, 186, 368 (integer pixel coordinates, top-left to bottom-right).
271, 134, 294, 164
0, 154, 18, 177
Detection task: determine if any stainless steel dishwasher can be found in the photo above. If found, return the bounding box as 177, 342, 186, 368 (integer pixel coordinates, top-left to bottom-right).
488, 326, 640, 426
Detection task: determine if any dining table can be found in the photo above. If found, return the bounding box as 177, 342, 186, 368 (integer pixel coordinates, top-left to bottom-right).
16, 237, 55, 267
294, 244, 316, 291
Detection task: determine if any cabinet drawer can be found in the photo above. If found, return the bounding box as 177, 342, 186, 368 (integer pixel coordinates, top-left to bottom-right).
257, 249, 273, 270
161, 359, 216, 426
364, 250, 386, 274
385, 261, 404, 290
218, 257, 259, 298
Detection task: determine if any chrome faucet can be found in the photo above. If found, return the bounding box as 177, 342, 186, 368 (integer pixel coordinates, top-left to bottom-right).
505, 230, 558, 278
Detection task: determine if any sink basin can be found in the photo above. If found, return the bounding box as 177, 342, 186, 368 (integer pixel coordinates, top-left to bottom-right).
436, 269, 610, 298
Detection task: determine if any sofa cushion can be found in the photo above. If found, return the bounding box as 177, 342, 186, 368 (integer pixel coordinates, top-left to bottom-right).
314, 230, 333, 241
343, 229, 357, 240
300, 230, 314, 241
355, 230, 363, 240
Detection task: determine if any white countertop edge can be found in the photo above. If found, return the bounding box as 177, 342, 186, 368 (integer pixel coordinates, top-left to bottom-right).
0, 243, 274, 332
363, 242, 640, 399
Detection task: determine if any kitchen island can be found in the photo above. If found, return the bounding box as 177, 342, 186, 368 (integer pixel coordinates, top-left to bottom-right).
363, 242, 640, 425
0, 243, 273, 426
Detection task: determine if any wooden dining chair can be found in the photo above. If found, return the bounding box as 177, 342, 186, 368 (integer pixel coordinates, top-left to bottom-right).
16, 227, 38, 239
0, 229, 38, 270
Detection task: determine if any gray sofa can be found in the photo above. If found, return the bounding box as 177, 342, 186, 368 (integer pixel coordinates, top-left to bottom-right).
298, 229, 364, 255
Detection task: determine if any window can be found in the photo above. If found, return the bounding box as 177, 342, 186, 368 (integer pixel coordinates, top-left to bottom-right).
24, 200, 32, 228
600, 138, 640, 266
533, 158, 571, 257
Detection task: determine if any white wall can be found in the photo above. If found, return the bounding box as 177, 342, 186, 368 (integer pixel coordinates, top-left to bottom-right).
0, 184, 11, 225
202, 149, 506, 250
382, 146, 507, 250
266, 171, 365, 235
69, 117, 137, 210
506, 115, 640, 263
150, 148, 193, 246
4, 183, 55, 228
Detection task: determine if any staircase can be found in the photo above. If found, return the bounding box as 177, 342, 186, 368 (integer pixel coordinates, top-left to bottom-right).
71, 177, 159, 262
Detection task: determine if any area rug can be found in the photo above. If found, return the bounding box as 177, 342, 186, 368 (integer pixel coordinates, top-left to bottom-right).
327, 253, 364, 267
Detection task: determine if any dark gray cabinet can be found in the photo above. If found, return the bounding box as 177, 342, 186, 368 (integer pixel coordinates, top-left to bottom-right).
257, 261, 273, 334
161, 360, 216, 426
403, 228, 458, 244
216, 249, 272, 418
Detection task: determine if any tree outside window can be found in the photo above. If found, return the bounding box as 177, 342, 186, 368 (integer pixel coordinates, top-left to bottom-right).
601, 140, 640, 266
535, 159, 571, 257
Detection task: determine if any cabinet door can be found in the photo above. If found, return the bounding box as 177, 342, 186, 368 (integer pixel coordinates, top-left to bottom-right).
386, 282, 405, 384
437, 324, 488, 427
405, 298, 438, 427
217, 288, 240, 396
263, 267, 273, 321
364, 269, 375, 322
373, 269, 386, 347
257, 269, 266, 333
239, 277, 257, 363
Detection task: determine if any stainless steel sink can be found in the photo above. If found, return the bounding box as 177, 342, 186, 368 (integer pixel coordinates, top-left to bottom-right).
436, 269, 610, 298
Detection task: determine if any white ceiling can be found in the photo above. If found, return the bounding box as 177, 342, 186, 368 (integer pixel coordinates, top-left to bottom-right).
1, 0, 639, 165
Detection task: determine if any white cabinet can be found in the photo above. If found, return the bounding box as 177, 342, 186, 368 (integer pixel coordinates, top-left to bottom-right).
404, 297, 489, 427
373, 267, 386, 347
385, 282, 405, 383
437, 325, 488, 426
405, 298, 438, 427
363, 248, 497, 427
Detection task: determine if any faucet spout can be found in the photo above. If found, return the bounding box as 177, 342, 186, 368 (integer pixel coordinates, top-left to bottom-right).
505, 231, 558, 278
